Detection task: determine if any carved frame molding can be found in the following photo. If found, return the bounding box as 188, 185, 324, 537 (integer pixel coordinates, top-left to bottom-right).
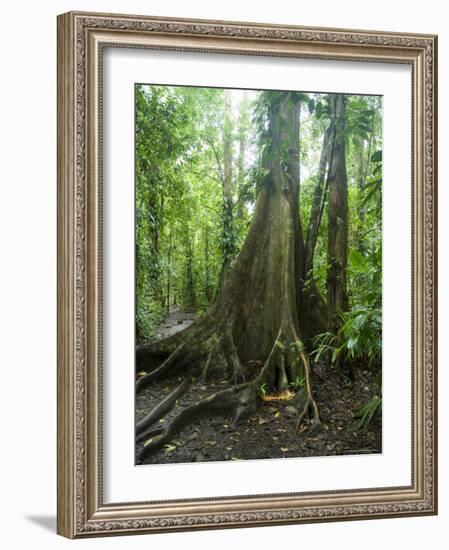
57, 11, 437, 538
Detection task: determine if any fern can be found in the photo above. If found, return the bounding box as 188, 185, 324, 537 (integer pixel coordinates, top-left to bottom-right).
353, 395, 382, 430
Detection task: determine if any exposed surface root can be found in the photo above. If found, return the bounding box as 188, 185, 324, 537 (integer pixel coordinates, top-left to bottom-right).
136, 378, 190, 436
255, 329, 320, 431
137, 381, 258, 462
136, 426, 164, 445
137, 344, 185, 392
136, 323, 320, 464
295, 396, 321, 432
222, 327, 246, 384
293, 351, 321, 431
286, 387, 321, 432
136, 326, 246, 392
200, 348, 214, 383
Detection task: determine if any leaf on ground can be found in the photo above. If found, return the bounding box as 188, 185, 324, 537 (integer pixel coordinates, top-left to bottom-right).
137, 371, 146, 377
258, 418, 268, 425
298, 425, 308, 433
284, 405, 298, 417
261, 389, 294, 402
143, 438, 153, 447
231, 456, 240, 461
274, 411, 281, 418
164, 444, 177, 452
280, 447, 289, 452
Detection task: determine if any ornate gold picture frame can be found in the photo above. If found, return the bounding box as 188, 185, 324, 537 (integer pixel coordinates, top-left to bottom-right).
57, 11, 437, 538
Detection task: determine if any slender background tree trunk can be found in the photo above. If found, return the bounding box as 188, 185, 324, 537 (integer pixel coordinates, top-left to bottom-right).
220, 89, 235, 288
327, 95, 349, 331
305, 125, 331, 277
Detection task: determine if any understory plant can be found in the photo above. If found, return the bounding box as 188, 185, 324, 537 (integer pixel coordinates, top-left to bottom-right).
311, 304, 382, 368
311, 305, 382, 430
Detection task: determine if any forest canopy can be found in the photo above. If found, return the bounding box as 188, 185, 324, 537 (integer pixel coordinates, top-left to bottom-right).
135, 84, 382, 463
136, 85, 382, 350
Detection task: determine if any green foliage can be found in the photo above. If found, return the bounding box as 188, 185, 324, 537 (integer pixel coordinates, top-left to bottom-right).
361, 150, 382, 209
354, 394, 382, 430
312, 331, 342, 364
135, 85, 260, 341
135, 84, 383, 383
135, 85, 204, 339
312, 227, 381, 370
312, 305, 381, 369
345, 99, 375, 141
340, 306, 382, 366
136, 292, 164, 342
289, 376, 305, 391
302, 93, 382, 373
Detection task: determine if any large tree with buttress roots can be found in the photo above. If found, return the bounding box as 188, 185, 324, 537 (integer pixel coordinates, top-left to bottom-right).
136, 91, 331, 462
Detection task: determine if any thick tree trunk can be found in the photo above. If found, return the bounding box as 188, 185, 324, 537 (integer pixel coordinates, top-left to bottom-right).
327, 95, 349, 331
146, 98, 302, 359
136, 93, 320, 461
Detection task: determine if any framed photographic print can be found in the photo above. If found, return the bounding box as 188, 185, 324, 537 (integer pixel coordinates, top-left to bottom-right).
57, 11, 438, 538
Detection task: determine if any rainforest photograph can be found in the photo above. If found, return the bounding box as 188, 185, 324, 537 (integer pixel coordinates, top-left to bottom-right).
134, 84, 382, 466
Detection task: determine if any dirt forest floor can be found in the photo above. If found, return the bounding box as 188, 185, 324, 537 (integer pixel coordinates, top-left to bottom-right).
136, 308, 382, 465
